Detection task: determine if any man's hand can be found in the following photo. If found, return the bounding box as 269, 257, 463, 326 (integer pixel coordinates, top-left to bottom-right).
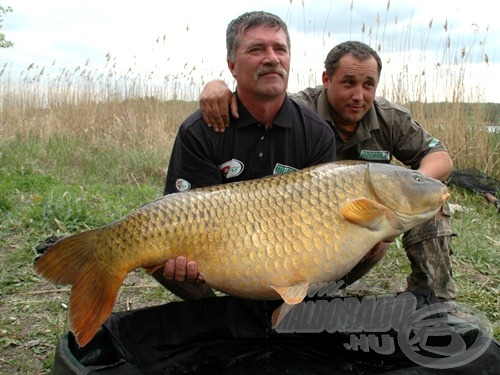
163, 256, 204, 283
150, 256, 214, 300
199, 80, 238, 132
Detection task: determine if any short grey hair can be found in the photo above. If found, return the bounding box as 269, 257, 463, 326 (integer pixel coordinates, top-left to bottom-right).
226, 11, 291, 61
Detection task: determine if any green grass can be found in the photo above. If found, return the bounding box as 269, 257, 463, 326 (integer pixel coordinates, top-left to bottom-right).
0, 137, 169, 373
447, 188, 500, 329
0, 137, 163, 259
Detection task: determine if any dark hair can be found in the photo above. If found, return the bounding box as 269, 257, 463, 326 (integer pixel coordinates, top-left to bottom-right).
324, 41, 382, 78
226, 11, 291, 61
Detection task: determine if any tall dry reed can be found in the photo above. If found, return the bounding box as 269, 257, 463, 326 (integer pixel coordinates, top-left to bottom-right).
0, 1, 497, 177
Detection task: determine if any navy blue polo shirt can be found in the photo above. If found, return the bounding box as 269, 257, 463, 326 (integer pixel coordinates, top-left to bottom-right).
164, 95, 336, 194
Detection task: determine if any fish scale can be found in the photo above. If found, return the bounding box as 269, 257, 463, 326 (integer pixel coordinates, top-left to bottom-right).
34, 160, 450, 347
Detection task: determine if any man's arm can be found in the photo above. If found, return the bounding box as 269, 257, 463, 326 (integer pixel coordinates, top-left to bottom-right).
417, 151, 453, 182
387, 104, 453, 179
199, 80, 237, 132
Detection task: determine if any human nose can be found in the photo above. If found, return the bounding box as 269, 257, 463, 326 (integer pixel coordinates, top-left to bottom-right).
263, 48, 280, 65
351, 85, 364, 100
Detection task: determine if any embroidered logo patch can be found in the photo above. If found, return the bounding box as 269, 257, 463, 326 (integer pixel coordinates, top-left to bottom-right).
219, 159, 244, 179
429, 138, 441, 147
273, 163, 297, 175
175, 178, 191, 192
359, 150, 391, 161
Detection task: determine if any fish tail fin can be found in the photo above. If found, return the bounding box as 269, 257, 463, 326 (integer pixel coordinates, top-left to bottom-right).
70, 266, 124, 347
34, 229, 126, 347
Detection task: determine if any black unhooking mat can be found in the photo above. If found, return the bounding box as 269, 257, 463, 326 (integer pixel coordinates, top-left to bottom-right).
50, 294, 500, 375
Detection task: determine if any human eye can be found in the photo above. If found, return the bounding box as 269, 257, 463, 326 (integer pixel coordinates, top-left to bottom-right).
248, 45, 264, 54
364, 81, 375, 88
276, 45, 288, 53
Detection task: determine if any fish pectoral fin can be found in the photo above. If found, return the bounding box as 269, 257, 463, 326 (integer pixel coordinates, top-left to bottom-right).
271, 282, 309, 305
340, 198, 404, 231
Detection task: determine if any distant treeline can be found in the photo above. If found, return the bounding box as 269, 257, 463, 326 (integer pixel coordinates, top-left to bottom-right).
407, 102, 500, 125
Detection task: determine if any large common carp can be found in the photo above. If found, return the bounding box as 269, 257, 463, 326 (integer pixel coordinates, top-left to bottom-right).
34, 161, 450, 347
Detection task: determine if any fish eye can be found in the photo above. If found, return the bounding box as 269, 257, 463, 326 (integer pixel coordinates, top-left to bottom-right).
413, 173, 422, 182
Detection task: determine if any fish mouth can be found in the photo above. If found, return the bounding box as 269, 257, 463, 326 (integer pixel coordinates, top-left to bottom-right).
438, 191, 451, 214
433, 192, 451, 222
440, 192, 451, 204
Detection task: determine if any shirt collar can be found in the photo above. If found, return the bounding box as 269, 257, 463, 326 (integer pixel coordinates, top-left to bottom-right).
234, 93, 294, 129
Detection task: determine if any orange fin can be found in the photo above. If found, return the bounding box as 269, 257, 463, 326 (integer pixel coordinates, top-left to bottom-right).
69, 267, 124, 347
34, 229, 126, 347
271, 281, 309, 305
271, 303, 296, 329
340, 198, 404, 231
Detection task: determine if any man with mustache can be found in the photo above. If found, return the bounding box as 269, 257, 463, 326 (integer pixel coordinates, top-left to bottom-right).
195, 41, 457, 305
152, 11, 337, 299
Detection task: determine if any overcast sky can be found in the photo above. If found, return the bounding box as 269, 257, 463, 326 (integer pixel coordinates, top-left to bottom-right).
2, 0, 498, 102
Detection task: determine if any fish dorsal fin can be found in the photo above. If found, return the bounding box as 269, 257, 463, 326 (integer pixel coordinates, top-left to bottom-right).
340, 198, 404, 231
271, 281, 309, 305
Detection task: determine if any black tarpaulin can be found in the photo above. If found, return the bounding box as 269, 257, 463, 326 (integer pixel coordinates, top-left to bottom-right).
449, 168, 499, 197
50, 294, 500, 375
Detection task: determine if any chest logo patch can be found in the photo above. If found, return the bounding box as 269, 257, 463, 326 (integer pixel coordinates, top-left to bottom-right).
273, 163, 297, 175
219, 159, 244, 179
175, 178, 191, 192
359, 150, 391, 161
